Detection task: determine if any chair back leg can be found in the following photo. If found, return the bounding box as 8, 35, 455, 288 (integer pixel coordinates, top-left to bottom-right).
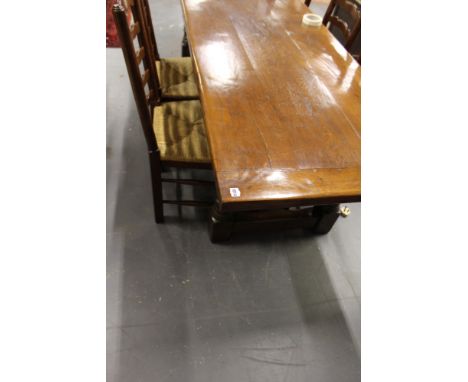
149, 150, 164, 223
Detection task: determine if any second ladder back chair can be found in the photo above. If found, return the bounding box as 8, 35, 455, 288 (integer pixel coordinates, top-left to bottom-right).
322, 0, 361, 52
136, 0, 199, 100
112, 3, 213, 224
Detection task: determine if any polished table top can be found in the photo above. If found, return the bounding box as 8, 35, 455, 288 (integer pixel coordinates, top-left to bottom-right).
181, 0, 361, 212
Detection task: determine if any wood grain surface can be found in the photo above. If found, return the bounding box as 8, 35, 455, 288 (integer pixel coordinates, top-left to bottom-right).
181, 0, 361, 211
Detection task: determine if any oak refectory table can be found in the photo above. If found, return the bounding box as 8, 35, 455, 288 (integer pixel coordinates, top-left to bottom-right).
180, 0, 361, 241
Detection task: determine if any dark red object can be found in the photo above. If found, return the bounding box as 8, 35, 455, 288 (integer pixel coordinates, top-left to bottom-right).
107, 1, 133, 47
106, 0, 120, 47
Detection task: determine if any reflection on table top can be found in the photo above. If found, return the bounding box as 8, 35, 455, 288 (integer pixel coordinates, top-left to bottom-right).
181, 0, 361, 211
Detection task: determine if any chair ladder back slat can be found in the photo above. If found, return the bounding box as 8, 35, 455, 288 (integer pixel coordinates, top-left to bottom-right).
340, 0, 360, 21
130, 21, 140, 40
328, 15, 351, 42
112, 4, 158, 151
135, 46, 145, 65
141, 69, 150, 88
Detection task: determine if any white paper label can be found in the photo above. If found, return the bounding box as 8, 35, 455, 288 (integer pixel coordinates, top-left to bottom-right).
229, 187, 241, 197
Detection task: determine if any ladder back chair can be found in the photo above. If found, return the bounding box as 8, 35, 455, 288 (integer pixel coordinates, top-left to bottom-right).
112, 3, 213, 223
135, 0, 199, 100
322, 0, 361, 60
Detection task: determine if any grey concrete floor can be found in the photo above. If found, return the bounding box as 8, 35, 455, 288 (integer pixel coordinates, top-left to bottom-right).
107, 1, 360, 381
